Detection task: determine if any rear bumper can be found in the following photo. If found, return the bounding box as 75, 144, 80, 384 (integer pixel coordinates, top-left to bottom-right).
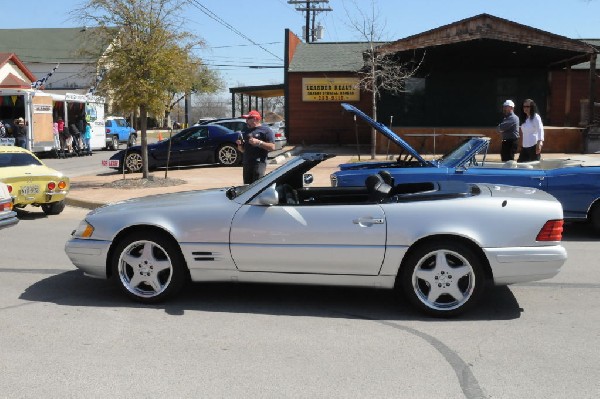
484, 245, 567, 285
65, 238, 112, 279
0, 211, 19, 230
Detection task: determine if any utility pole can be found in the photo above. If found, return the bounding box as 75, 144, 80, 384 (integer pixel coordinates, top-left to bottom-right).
287, 0, 332, 43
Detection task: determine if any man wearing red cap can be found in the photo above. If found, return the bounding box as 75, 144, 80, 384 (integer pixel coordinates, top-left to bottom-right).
236, 110, 275, 183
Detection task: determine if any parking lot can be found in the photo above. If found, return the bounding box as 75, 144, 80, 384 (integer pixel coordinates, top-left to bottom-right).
1, 149, 599, 397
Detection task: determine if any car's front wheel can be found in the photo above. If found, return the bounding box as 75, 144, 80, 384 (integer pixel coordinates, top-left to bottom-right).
399, 240, 485, 317
588, 201, 600, 233
124, 152, 143, 172
111, 231, 188, 303
41, 200, 65, 215
217, 144, 240, 166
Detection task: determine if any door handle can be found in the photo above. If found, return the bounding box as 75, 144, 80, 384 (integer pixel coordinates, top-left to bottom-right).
353, 217, 384, 227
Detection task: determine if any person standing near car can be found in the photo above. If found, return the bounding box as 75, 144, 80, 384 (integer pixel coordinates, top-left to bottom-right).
235, 110, 275, 184
13, 117, 27, 148
497, 99, 520, 161
83, 121, 92, 155
517, 99, 544, 162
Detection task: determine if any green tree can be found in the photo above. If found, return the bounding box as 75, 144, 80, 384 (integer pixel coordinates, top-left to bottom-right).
75, 0, 216, 177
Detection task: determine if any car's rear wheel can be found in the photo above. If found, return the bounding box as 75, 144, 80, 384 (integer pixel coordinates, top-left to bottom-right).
111, 135, 119, 150
124, 152, 143, 172
217, 144, 240, 166
399, 240, 485, 317
111, 231, 188, 303
41, 200, 65, 215
128, 134, 137, 147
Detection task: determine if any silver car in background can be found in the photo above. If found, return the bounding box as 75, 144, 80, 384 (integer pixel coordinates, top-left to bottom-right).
65, 153, 567, 317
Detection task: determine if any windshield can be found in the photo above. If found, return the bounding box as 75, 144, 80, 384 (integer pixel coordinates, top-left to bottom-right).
436, 139, 483, 167
0, 152, 43, 167
226, 158, 299, 199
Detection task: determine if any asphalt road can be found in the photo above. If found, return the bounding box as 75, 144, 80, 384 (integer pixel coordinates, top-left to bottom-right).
1, 205, 599, 398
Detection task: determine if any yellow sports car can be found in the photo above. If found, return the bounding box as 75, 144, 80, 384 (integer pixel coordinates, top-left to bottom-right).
0, 145, 70, 215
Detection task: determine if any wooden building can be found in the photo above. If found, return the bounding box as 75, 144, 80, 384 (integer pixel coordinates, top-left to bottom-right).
284, 14, 599, 154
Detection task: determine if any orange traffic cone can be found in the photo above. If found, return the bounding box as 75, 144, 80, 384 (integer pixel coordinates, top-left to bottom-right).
157, 131, 163, 141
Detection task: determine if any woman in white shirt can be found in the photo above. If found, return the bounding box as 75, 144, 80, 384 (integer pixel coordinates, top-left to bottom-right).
517, 99, 544, 162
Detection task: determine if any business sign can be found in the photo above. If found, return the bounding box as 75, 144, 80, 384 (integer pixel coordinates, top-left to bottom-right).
302, 78, 360, 102
33, 104, 53, 114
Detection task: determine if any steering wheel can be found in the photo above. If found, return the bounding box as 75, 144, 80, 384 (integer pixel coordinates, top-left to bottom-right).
278, 184, 298, 204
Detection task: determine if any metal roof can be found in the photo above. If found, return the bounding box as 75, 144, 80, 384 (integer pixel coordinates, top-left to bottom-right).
0, 28, 109, 63
288, 42, 386, 72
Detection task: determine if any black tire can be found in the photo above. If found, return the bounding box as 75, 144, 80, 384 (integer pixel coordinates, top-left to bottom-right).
111, 230, 188, 303
589, 201, 600, 233
111, 135, 119, 150
41, 200, 66, 215
124, 151, 143, 173
399, 240, 485, 317
128, 134, 137, 148
217, 144, 240, 166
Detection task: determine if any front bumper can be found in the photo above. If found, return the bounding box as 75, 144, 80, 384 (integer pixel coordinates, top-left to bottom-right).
484, 245, 567, 285
64, 238, 112, 279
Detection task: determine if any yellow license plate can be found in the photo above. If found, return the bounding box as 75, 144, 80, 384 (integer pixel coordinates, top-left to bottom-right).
21, 185, 40, 195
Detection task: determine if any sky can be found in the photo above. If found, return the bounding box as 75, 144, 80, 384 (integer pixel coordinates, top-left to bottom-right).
2, 0, 600, 97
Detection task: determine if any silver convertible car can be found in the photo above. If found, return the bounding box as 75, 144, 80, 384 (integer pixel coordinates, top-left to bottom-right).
65, 153, 567, 317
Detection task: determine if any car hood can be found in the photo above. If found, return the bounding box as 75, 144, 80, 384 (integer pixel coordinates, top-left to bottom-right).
341, 103, 428, 165
89, 188, 227, 216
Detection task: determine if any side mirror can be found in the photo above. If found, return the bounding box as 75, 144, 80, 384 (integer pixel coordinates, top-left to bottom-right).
303, 173, 314, 187
250, 184, 279, 206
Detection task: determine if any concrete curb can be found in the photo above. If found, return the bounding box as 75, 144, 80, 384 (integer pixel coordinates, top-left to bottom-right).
65, 197, 105, 210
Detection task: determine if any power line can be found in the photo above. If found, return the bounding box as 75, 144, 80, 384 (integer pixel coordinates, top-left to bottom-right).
189, 0, 283, 61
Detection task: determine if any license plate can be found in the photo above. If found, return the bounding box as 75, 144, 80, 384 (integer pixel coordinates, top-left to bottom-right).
21, 185, 40, 195
102, 159, 120, 167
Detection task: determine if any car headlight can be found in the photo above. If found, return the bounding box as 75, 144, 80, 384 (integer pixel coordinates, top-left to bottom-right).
71, 220, 95, 238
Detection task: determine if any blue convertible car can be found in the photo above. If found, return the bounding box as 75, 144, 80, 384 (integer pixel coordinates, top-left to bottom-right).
331, 103, 600, 231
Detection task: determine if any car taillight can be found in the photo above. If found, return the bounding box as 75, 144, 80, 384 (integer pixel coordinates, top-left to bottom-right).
58, 181, 67, 190
536, 220, 564, 241
6, 185, 12, 193
47, 182, 56, 191
1, 200, 12, 212
106, 128, 111, 133
275, 133, 282, 138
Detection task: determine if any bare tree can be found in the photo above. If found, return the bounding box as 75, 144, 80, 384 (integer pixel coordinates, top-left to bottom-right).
345, 0, 424, 158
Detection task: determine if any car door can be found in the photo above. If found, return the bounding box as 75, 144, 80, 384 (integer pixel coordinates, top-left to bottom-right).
154, 125, 208, 165
230, 202, 387, 275
176, 126, 213, 165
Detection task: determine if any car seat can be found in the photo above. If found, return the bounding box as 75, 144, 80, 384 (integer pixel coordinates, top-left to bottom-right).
365, 174, 391, 202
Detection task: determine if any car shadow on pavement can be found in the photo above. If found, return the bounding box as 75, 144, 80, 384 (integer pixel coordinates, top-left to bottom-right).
20, 270, 522, 321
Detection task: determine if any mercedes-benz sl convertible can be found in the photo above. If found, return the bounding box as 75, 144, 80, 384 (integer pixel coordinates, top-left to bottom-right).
65, 153, 567, 317
331, 103, 600, 232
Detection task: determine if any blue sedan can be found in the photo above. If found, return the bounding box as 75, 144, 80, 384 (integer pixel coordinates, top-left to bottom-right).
109, 124, 241, 172
331, 103, 600, 232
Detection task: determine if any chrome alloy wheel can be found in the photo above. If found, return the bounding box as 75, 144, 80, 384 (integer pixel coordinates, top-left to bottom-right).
117, 240, 173, 299
218, 144, 239, 165
412, 249, 475, 312
124, 152, 143, 172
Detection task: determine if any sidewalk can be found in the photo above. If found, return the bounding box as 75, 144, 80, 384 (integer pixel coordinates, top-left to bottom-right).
65, 146, 600, 210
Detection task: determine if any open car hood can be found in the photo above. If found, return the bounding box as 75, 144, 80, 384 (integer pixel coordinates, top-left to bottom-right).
341, 103, 428, 165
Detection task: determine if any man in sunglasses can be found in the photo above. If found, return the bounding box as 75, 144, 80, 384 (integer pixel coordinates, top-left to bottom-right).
236, 110, 275, 184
